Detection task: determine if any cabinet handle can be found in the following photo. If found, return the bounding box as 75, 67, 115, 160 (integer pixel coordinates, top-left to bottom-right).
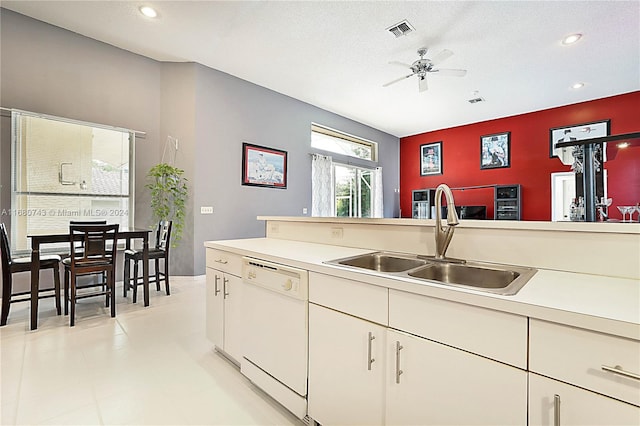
215, 258, 228, 264
367, 332, 375, 370
223, 277, 230, 298
553, 394, 560, 426
601, 364, 640, 381
214, 275, 221, 296
395, 341, 404, 384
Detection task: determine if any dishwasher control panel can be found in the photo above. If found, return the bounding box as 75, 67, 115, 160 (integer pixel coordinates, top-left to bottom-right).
242, 257, 309, 300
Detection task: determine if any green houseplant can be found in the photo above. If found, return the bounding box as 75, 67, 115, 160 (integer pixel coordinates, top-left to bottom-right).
146, 162, 188, 246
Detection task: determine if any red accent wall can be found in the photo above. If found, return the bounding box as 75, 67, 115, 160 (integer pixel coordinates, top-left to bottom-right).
400, 92, 640, 220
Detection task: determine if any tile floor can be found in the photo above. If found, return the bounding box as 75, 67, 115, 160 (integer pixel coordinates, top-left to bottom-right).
0, 276, 302, 425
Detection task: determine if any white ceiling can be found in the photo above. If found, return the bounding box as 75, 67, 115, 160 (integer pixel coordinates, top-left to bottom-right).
2, 1, 639, 137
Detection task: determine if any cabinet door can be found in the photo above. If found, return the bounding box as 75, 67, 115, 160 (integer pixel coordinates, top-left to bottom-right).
386, 329, 527, 426
223, 274, 244, 363
308, 303, 385, 426
529, 373, 640, 426
205, 268, 224, 350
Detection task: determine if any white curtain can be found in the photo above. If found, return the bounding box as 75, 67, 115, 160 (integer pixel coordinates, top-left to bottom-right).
372, 167, 384, 218
311, 154, 334, 216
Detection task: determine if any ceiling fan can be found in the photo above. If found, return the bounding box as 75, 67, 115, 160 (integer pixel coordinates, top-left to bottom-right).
383, 47, 467, 92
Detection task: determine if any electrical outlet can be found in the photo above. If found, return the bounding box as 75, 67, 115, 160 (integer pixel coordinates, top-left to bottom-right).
270, 223, 279, 234
200, 206, 214, 214
331, 227, 343, 239
302, 207, 308, 214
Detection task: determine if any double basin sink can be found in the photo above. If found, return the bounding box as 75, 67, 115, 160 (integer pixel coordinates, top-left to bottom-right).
325, 252, 537, 295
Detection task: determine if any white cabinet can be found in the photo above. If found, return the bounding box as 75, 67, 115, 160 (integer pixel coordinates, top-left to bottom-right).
308, 274, 528, 426
308, 303, 386, 426
386, 329, 527, 425
389, 288, 528, 368
528, 319, 640, 425
205, 249, 243, 364
529, 373, 640, 425
205, 268, 224, 349
529, 319, 640, 406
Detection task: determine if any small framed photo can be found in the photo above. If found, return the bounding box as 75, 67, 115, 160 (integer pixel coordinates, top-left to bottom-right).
549, 119, 610, 159
241, 142, 287, 189
480, 132, 510, 170
420, 142, 442, 176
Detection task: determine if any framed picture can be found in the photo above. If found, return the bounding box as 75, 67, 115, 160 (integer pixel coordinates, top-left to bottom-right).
420, 142, 442, 176
241, 142, 287, 188
480, 132, 511, 169
549, 119, 610, 159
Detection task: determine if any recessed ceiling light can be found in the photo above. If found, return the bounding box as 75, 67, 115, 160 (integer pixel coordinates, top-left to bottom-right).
572, 82, 585, 89
562, 33, 582, 45
139, 6, 157, 18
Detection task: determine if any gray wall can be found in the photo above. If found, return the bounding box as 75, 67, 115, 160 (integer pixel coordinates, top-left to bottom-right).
0, 9, 161, 236
1, 9, 400, 276
192, 64, 400, 274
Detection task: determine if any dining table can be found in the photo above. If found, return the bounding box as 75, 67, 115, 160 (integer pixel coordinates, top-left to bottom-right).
28, 227, 151, 330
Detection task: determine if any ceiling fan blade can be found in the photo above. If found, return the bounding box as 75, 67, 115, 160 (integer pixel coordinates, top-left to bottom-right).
430, 68, 467, 77
418, 75, 428, 92
429, 49, 454, 66
389, 61, 412, 68
383, 73, 414, 87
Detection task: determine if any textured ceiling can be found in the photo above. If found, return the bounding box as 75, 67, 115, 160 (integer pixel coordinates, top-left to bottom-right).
2, 1, 639, 137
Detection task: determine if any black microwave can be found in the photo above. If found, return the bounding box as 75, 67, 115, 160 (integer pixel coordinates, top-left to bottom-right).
496, 186, 518, 199
413, 189, 435, 202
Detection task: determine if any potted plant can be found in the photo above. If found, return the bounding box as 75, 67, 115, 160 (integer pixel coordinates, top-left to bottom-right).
145, 162, 188, 246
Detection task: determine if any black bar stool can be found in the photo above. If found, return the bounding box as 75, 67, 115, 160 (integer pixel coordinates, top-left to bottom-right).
123, 221, 172, 303
1, 223, 62, 326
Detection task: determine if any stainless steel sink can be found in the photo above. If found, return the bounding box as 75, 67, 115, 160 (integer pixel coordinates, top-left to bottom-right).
408, 261, 536, 295
325, 252, 536, 296
329, 252, 428, 273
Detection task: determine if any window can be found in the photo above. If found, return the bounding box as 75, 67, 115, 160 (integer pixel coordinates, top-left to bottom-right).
311, 124, 382, 218
334, 164, 372, 217
10, 111, 134, 251
311, 124, 377, 161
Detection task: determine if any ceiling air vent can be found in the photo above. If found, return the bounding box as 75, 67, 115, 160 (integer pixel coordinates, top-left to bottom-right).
387, 20, 415, 38
468, 97, 485, 104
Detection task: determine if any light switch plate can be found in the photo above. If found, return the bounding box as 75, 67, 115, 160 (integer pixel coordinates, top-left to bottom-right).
200, 206, 214, 214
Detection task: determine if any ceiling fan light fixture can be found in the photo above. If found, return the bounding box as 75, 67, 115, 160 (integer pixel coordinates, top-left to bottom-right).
139, 6, 158, 18
562, 33, 582, 45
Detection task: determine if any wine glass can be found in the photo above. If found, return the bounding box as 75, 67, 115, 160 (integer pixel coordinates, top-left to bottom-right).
629, 205, 640, 222
617, 206, 631, 222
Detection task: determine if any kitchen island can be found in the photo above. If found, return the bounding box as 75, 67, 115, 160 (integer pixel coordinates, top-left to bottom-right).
204, 217, 640, 426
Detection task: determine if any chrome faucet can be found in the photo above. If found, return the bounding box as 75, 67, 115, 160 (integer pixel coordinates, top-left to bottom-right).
434, 183, 459, 260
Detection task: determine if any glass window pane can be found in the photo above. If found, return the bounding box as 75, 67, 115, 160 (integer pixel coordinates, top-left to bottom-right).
11, 112, 133, 251
333, 164, 374, 218
311, 126, 376, 161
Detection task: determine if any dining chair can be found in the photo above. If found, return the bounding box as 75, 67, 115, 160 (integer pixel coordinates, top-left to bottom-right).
123, 220, 172, 303
63, 223, 119, 326
1, 223, 62, 326
69, 220, 108, 285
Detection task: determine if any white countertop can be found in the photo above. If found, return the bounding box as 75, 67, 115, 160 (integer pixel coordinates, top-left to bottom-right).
204, 238, 640, 340
258, 215, 640, 235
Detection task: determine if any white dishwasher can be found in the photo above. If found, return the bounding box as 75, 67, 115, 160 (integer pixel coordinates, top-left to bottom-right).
241, 257, 309, 420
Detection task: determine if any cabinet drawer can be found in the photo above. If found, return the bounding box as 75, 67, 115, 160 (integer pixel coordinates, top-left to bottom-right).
530, 319, 640, 406
389, 289, 527, 368
309, 272, 388, 325
206, 248, 242, 276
